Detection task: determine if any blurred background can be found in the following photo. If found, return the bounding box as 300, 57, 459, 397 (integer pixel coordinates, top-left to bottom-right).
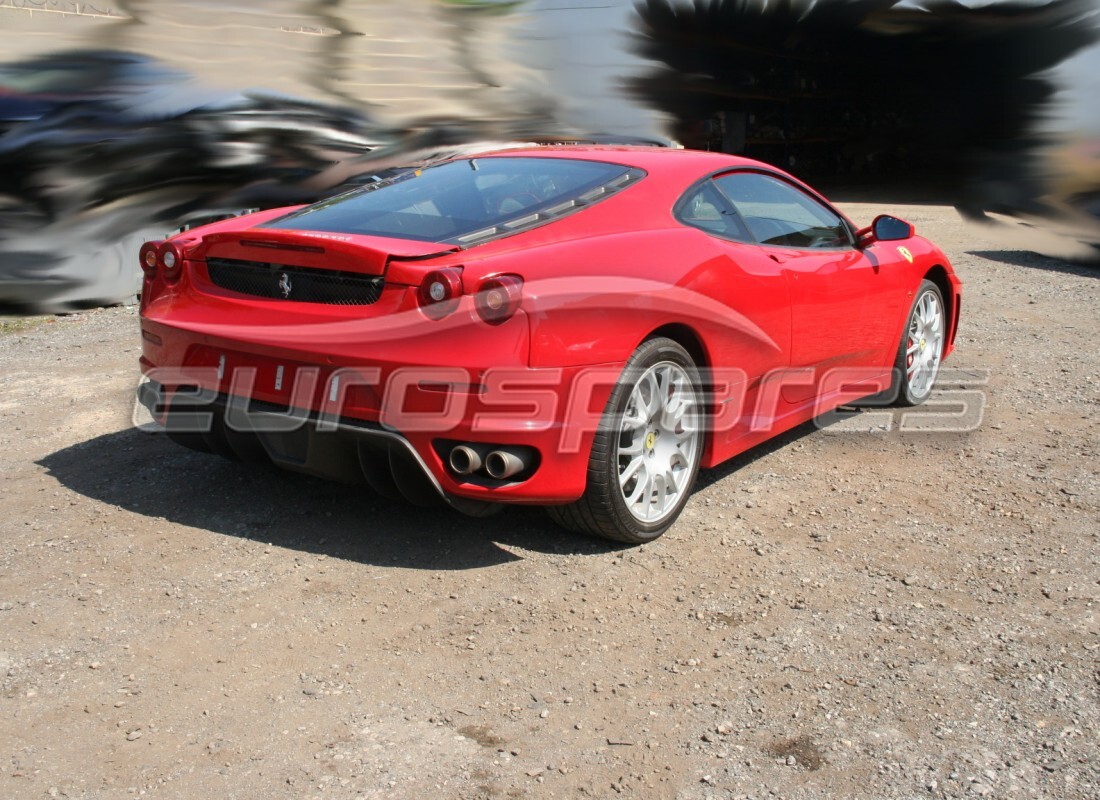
1, 0, 1097, 311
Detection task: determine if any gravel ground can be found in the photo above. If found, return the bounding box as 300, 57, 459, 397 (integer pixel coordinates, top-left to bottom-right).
0, 203, 1097, 800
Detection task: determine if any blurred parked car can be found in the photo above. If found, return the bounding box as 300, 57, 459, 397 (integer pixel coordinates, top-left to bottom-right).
0, 50, 380, 312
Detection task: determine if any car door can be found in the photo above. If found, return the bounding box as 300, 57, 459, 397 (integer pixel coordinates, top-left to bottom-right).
713, 171, 905, 403
673, 178, 793, 433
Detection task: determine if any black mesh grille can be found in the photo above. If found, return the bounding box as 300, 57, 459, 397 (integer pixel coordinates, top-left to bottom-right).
205, 258, 384, 305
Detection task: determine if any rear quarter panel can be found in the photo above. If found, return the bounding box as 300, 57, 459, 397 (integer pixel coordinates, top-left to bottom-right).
462, 226, 792, 382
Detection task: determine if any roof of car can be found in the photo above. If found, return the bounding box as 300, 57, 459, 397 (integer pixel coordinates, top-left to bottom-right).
472, 144, 770, 174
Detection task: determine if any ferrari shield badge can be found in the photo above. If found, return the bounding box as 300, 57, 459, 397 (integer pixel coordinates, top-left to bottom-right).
897, 246, 914, 263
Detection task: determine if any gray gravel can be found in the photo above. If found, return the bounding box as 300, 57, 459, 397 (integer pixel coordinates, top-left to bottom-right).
0, 204, 1097, 799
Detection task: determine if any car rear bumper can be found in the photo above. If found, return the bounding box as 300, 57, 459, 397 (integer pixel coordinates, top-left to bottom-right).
137, 320, 621, 506
138, 381, 464, 506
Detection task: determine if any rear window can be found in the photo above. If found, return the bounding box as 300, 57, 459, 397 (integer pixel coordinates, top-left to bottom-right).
264, 156, 640, 244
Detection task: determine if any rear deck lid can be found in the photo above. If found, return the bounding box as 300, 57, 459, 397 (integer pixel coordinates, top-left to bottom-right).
195, 228, 458, 276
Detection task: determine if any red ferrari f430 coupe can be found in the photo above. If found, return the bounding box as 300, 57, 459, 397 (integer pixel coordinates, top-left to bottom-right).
137, 146, 961, 542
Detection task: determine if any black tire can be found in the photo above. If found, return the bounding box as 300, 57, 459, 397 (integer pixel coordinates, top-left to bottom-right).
891, 280, 946, 407
547, 337, 704, 544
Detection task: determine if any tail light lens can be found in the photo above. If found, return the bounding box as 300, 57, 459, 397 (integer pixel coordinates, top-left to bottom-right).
475, 275, 523, 324
158, 242, 184, 282
139, 241, 162, 277
418, 268, 464, 315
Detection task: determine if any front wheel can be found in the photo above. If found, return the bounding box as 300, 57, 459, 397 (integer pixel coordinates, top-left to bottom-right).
892, 280, 945, 406
547, 337, 703, 544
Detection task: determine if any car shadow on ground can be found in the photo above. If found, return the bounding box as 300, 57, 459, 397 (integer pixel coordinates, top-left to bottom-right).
968, 249, 1099, 276
693, 420, 820, 492
37, 427, 628, 570
40, 418, 829, 569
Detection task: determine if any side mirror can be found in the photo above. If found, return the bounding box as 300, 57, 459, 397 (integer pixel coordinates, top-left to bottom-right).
860, 214, 914, 244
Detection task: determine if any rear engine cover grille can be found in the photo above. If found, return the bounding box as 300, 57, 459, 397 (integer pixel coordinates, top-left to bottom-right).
206, 258, 384, 305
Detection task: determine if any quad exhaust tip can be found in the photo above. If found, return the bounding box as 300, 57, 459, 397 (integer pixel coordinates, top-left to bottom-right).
484, 450, 526, 480
449, 444, 532, 480
448, 445, 484, 476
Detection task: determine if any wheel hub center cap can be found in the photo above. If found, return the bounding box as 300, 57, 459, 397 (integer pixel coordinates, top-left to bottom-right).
645, 430, 657, 452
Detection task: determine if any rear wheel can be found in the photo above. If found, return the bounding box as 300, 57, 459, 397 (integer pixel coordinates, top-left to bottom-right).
547, 337, 703, 544
893, 280, 945, 406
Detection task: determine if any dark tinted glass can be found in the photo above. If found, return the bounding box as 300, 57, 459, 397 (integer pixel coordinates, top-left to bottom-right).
264, 157, 634, 243
872, 215, 913, 241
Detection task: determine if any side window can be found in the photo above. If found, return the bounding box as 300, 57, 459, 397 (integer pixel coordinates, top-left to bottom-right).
674, 181, 751, 242
714, 172, 851, 249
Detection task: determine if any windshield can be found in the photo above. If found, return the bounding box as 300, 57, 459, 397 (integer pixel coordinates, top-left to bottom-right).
263, 156, 639, 244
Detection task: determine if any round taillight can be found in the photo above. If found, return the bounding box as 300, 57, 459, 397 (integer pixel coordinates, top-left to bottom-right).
139, 241, 162, 276
417, 268, 463, 313
475, 275, 523, 324
158, 242, 183, 281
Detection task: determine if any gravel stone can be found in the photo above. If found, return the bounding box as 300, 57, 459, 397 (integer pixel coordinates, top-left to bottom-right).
0, 209, 1097, 799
